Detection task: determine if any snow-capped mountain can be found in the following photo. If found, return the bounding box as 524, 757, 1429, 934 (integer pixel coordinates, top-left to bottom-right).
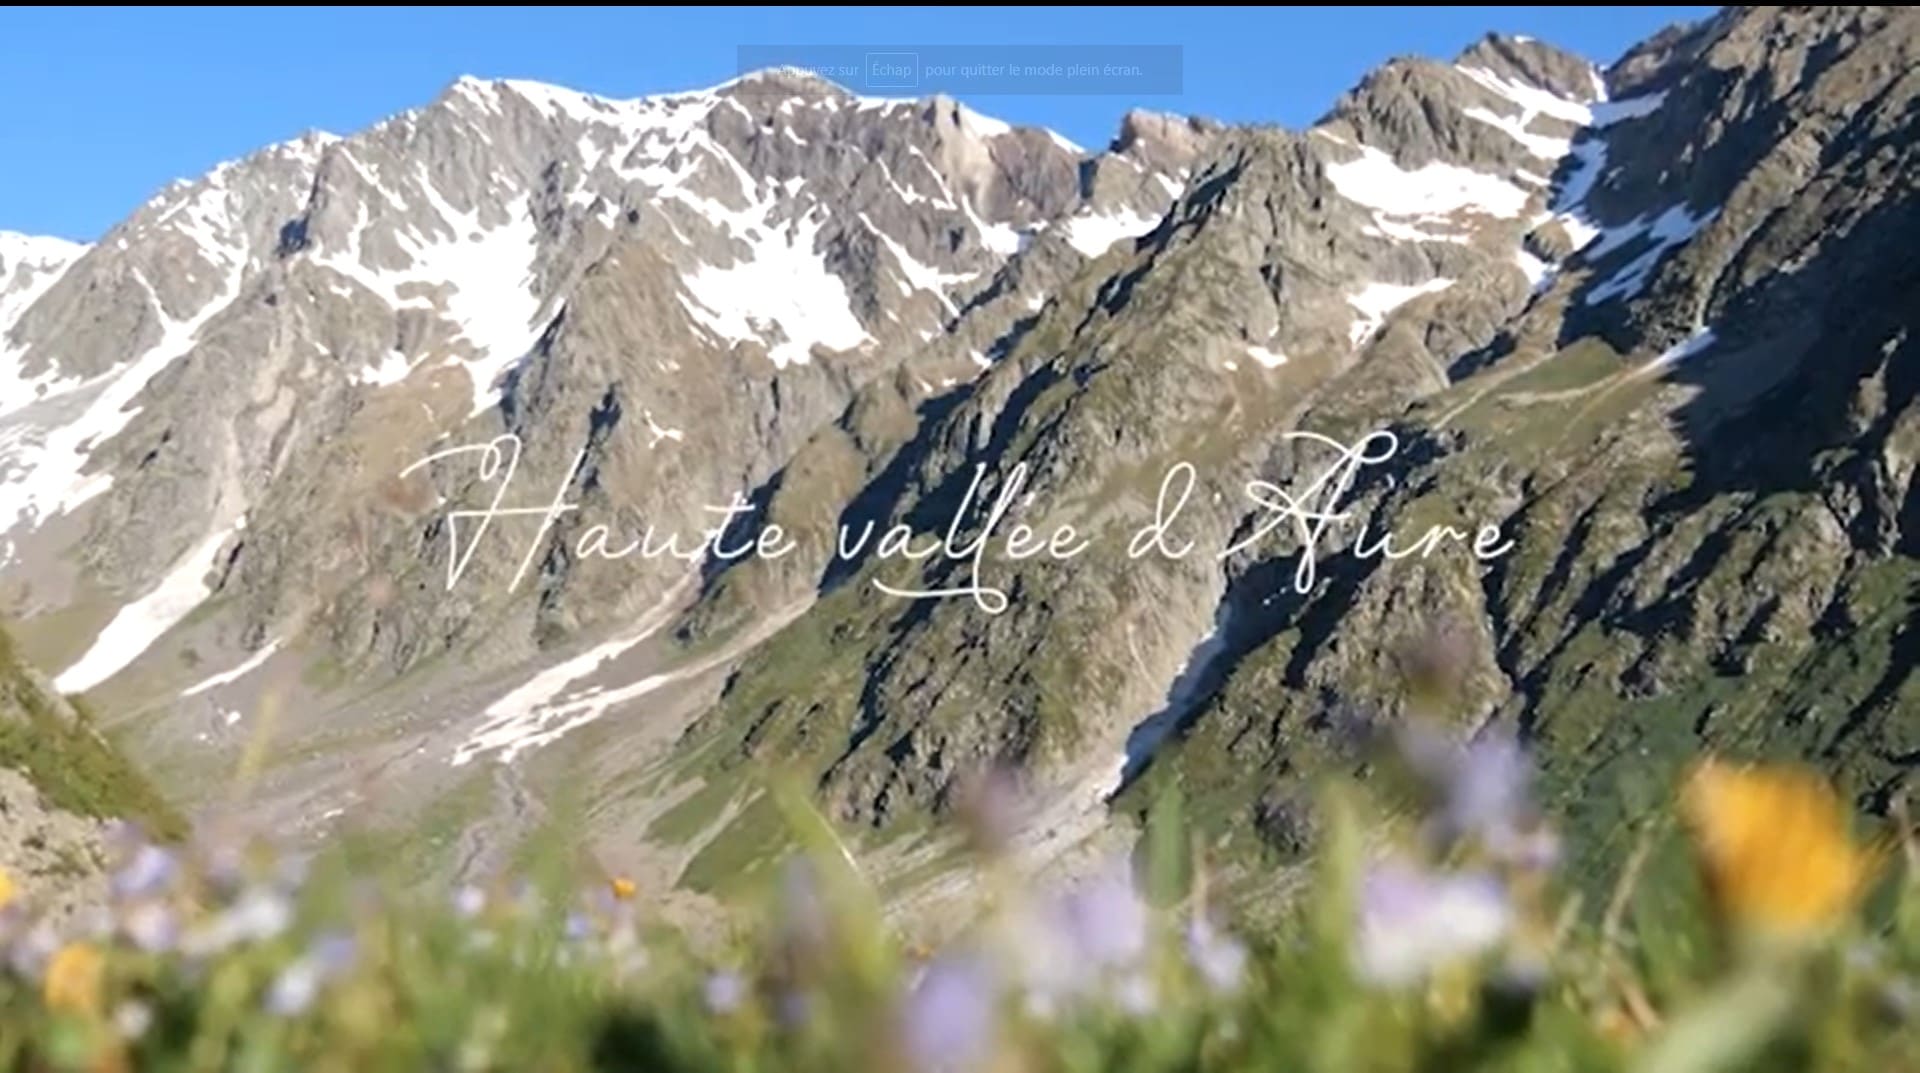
1, 67, 1206, 685
4, 7, 1917, 920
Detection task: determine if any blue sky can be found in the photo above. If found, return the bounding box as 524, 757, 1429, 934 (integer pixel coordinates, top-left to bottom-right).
0, 6, 1712, 241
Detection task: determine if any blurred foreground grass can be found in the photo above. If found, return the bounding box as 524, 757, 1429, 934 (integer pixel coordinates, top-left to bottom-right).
0, 729, 1916, 1073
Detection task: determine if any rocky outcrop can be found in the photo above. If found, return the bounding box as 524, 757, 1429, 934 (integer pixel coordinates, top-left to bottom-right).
672, 7, 1920, 897
0, 767, 110, 924
0, 628, 177, 920
0, 71, 1200, 700
4, 8, 1916, 909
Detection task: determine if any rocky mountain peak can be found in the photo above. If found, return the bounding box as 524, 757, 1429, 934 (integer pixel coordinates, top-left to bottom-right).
1111, 108, 1223, 170
1603, 9, 1735, 96
0, 54, 1205, 707
1455, 33, 1603, 101
714, 66, 854, 102
0, 232, 88, 373
5, 7, 1916, 910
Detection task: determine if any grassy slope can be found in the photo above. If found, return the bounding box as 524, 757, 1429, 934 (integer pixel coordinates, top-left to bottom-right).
0, 625, 186, 841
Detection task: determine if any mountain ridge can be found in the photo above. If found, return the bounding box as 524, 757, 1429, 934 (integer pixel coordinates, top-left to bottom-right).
7, 8, 1916, 920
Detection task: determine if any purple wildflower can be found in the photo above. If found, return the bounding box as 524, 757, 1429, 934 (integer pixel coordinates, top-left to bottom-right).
266, 960, 322, 1016
1057, 864, 1149, 969
311, 932, 358, 971
110, 844, 179, 901
112, 1000, 153, 1041
184, 885, 294, 957
1398, 723, 1547, 863
8, 922, 60, 978
776, 988, 812, 1031
778, 857, 830, 956
204, 852, 251, 898
564, 911, 592, 942
1114, 971, 1157, 1017
1001, 862, 1153, 1016
1185, 917, 1249, 995
274, 853, 312, 892
1353, 858, 1510, 987
121, 900, 181, 954
264, 932, 357, 1017
1446, 734, 1530, 840
1005, 901, 1085, 1015
452, 885, 487, 919
899, 953, 999, 1073
229, 886, 295, 942
703, 970, 748, 1015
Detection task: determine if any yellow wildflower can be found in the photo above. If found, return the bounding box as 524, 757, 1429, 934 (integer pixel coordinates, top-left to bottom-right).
43, 942, 105, 1016
0, 868, 14, 912
1595, 1004, 1644, 1047
1679, 758, 1880, 939
610, 876, 638, 902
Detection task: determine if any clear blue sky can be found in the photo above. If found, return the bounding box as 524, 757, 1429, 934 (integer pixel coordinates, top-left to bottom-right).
0, 6, 1713, 241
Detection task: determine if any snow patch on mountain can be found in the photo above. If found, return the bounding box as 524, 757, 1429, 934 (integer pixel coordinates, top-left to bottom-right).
152, 182, 247, 270
426, 72, 1077, 373
1584, 202, 1720, 305
958, 104, 1014, 139
453, 619, 669, 766
182, 639, 283, 698
1590, 91, 1668, 126
1, 235, 92, 419
1060, 207, 1161, 257
0, 232, 88, 338
1326, 144, 1530, 240
1453, 63, 1599, 162
460, 74, 1024, 367
57, 513, 247, 694
1537, 87, 1674, 257
1246, 344, 1288, 369
1515, 249, 1553, 290
312, 184, 544, 414
1327, 145, 1532, 218
0, 231, 88, 273
678, 212, 870, 367
451, 577, 694, 765
1456, 65, 1598, 126
353, 349, 416, 388
0, 261, 244, 534
1347, 278, 1455, 346
861, 214, 979, 315
1653, 325, 1718, 368
1463, 104, 1574, 160
960, 196, 1026, 256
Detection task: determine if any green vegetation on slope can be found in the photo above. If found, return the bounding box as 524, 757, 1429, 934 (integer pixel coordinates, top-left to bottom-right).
0, 625, 186, 841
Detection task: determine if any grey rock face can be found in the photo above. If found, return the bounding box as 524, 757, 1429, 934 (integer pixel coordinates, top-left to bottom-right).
672, 32, 1632, 843
5, 7, 1916, 912
0, 69, 1198, 691
0, 767, 109, 925
0, 66, 1206, 893
668, 8, 1920, 902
